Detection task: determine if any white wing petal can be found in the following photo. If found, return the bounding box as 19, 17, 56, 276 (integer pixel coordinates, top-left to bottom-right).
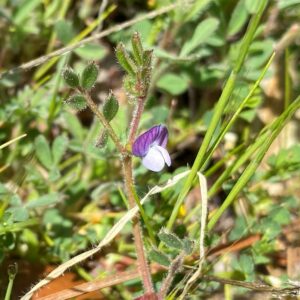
142, 146, 165, 172
155, 145, 171, 166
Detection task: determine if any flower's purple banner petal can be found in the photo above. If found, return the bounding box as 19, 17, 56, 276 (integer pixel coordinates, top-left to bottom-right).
142, 146, 165, 172
132, 124, 168, 157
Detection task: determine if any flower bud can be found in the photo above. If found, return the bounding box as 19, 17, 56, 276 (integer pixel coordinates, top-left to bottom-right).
102, 91, 119, 121
96, 130, 109, 148
131, 32, 143, 65
115, 43, 137, 76
143, 49, 153, 68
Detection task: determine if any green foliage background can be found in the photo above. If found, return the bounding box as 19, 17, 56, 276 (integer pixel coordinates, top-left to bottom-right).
0, 0, 300, 298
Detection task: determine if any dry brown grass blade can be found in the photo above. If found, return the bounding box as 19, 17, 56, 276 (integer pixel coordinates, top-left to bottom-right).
203, 275, 300, 297
0, 3, 179, 79
38, 270, 139, 300
21, 171, 190, 300
0, 134, 27, 150
207, 234, 261, 257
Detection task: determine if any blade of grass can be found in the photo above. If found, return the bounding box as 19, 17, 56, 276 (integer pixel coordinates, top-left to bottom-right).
283, 48, 291, 147
0, 134, 27, 150
0, 3, 179, 79
47, 55, 69, 124
166, 0, 269, 232
131, 185, 157, 246
204, 143, 245, 178
0, 218, 39, 235
207, 94, 300, 230
183, 143, 245, 225
207, 129, 269, 198
179, 173, 208, 299
202, 52, 275, 169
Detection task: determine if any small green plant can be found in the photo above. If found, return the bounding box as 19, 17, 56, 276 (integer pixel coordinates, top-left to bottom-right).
62, 32, 165, 297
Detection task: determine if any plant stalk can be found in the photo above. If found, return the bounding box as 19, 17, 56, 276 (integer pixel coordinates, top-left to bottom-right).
122, 156, 154, 294
128, 96, 146, 147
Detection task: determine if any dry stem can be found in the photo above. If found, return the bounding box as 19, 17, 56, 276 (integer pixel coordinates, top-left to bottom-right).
39, 270, 139, 300
203, 275, 300, 296
0, 3, 179, 79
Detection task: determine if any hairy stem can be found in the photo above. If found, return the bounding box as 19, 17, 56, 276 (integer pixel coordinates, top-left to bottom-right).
123, 156, 154, 294
128, 96, 146, 146
80, 76, 153, 293
159, 253, 184, 299
81, 90, 125, 154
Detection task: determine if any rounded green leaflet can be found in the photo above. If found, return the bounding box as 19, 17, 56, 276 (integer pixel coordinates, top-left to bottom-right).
62, 68, 79, 88
81, 62, 99, 89
182, 238, 195, 255
148, 249, 170, 267
102, 92, 119, 122
65, 94, 87, 111
158, 229, 183, 250
131, 32, 143, 65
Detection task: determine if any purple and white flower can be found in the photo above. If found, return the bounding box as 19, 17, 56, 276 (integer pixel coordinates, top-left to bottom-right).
132, 124, 171, 172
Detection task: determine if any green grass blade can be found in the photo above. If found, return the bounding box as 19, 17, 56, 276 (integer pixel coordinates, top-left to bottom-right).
202, 52, 275, 169
166, 0, 269, 232
207, 94, 300, 231
131, 185, 157, 246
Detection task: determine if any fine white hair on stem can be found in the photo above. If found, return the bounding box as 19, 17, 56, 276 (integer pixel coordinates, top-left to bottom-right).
180, 172, 208, 299
21, 170, 190, 300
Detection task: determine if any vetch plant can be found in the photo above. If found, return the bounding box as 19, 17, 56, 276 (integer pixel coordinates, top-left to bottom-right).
61, 32, 168, 298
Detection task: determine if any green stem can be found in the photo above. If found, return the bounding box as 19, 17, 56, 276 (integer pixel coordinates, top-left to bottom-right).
4, 278, 14, 300
183, 144, 245, 225
0, 219, 39, 235
4, 264, 17, 300
131, 186, 157, 246
204, 144, 245, 178
48, 56, 68, 124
